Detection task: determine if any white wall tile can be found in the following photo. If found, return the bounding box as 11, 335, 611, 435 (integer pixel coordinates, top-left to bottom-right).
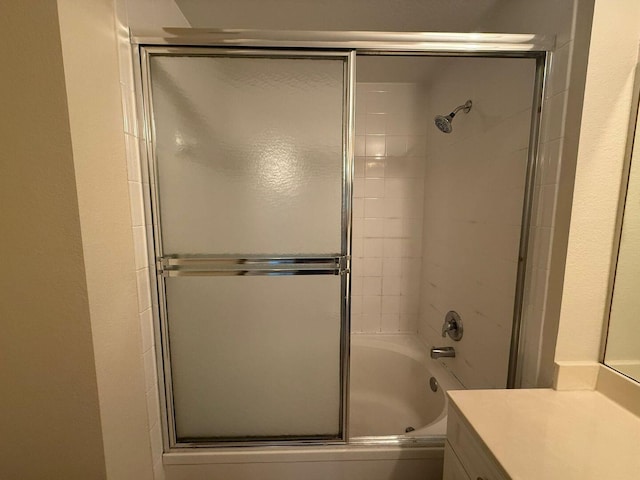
149, 422, 163, 467
546, 41, 572, 98
363, 257, 383, 277
351, 292, 363, 313
364, 178, 385, 198
406, 136, 426, 156
140, 307, 155, 354
121, 87, 138, 136
363, 238, 383, 257
543, 90, 568, 141
365, 135, 386, 157
537, 184, 557, 228
354, 157, 365, 178
129, 181, 145, 227
365, 159, 385, 178
540, 138, 562, 185
132, 225, 149, 271
364, 218, 385, 237
366, 114, 386, 134
383, 198, 403, 218
125, 133, 141, 182
136, 268, 152, 313
351, 313, 364, 333
153, 461, 165, 480
353, 178, 364, 198
383, 218, 403, 237
364, 198, 384, 218
363, 277, 382, 296
146, 388, 160, 430
352, 198, 364, 218
116, 8, 165, 467
383, 258, 402, 276
383, 238, 403, 258
362, 313, 381, 332
351, 82, 426, 333
386, 136, 407, 156
366, 91, 388, 113
139, 139, 150, 185
351, 277, 364, 297
362, 295, 381, 318
352, 217, 364, 239
143, 348, 157, 394
355, 110, 366, 135
381, 313, 400, 331
355, 135, 366, 156
383, 276, 402, 296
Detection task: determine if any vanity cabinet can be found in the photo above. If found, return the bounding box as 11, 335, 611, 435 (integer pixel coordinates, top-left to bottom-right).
443, 442, 471, 480
445, 388, 640, 479
443, 406, 508, 480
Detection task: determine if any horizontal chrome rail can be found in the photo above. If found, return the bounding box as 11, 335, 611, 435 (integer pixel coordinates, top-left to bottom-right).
132, 29, 554, 53
159, 255, 349, 277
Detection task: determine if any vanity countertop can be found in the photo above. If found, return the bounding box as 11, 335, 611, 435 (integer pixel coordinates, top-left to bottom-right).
447, 388, 640, 479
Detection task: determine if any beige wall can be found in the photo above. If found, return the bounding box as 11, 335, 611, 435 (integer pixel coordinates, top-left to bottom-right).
57, 0, 155, 478
556, 0, 640, 363
0, 0, 156, 477
0, 1, 107, 479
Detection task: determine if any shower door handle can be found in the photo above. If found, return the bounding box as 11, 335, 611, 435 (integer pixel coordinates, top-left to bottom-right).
159, 255, 349, 276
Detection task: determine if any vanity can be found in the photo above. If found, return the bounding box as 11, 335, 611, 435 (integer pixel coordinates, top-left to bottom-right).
443, 385, 640, 479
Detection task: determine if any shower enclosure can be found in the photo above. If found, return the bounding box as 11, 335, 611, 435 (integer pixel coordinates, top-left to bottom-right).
136, 30, 550, 450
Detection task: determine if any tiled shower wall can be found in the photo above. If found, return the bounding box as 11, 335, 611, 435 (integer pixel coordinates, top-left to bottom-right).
114, 1, 165, 479
418, 58, 536, 389
351, 83, 427, 334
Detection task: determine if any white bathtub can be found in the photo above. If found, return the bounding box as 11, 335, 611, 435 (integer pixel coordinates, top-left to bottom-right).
163, 334, 463, 480
350, 334, 463, 440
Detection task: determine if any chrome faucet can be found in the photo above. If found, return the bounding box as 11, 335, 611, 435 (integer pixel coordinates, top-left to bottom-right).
430, 346, 456, 359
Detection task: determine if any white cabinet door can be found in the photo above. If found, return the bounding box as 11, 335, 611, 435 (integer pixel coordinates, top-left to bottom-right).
446, 407, 509, 480
444, 441, 472, 480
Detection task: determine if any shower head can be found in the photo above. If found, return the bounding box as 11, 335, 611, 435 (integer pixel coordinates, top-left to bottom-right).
434, 114, 454, 134
434, 100, 472, 134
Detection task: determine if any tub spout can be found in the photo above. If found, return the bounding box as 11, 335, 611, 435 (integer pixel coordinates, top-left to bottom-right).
430, 346, 455, 359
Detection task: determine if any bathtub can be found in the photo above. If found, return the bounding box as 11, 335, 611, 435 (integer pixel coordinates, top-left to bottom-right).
350, 334, 463, 441
163, 334, 463, 480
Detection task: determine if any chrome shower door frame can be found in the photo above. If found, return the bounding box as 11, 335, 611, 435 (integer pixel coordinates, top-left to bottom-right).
134, 31, 552, 452
140, 47, 355, 449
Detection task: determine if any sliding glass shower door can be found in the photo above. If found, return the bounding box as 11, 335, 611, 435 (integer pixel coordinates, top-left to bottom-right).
144, 49, 352, 445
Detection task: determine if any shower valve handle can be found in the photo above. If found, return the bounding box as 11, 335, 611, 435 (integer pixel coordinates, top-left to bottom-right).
441, 311, 464, 341
441, 319, 454, 337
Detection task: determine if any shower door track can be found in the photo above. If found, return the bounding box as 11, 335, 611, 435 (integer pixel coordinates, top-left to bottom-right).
133, 30, 552, 451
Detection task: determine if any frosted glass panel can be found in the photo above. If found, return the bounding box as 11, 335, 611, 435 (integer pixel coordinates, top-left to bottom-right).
166, 275, 342, 440
149, 55, 344, 255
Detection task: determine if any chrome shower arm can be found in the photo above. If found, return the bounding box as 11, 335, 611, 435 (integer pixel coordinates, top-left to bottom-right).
450, 100, 473, 117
